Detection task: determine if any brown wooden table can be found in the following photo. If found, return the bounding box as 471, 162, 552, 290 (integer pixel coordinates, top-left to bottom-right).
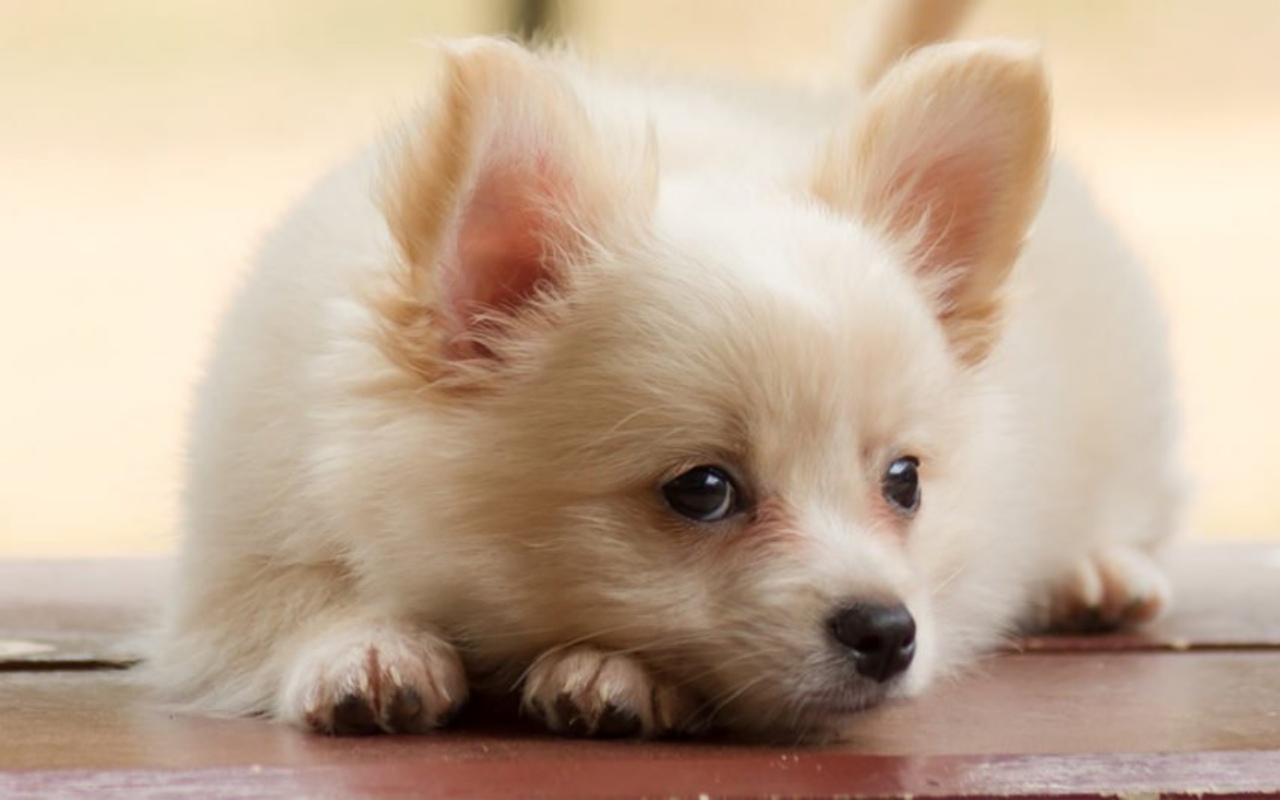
3, 543, 1279, 798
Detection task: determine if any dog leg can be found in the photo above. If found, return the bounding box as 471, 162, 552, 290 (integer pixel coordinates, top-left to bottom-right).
279, 619, 468, 735
522, 644, 700, 738
1040, 544, 1172, 632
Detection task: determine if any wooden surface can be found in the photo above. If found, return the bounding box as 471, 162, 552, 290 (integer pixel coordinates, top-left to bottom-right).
2, 543, 1280, 798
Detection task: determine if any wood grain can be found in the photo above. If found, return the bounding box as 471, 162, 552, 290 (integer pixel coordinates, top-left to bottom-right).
2, 544, 1278, 797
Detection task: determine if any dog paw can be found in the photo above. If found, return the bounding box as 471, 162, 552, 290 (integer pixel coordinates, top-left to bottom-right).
280, 622, 468, 735
521, 645, 700, 738
1042, 545, 1172, 632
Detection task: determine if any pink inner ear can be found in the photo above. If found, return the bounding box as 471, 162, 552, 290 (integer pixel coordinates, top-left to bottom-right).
441, 151, 572, 351
889, 148, 1000, 280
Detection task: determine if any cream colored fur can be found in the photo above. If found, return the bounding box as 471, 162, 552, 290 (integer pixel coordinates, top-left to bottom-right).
146, 31, 1183, 741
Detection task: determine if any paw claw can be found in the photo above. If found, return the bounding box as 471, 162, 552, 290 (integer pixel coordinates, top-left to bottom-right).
386, 686, 430, 732
523, 645, 697, 738
1042, 545, 1171, 632
555, 692, 592, 737
282, 623, 468, 736
332, 693, 380, 736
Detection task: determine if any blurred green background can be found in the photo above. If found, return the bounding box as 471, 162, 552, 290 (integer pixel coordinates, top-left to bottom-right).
2, 1, 1278, 555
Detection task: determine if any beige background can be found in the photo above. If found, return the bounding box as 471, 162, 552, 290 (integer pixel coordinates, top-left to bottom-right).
2, 1, 1278, 556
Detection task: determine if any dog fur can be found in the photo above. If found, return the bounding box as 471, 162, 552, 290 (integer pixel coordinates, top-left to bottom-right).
146, 16, 1184, 741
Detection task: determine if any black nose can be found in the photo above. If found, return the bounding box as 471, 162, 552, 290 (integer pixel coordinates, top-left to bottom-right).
828, 602, 916, 682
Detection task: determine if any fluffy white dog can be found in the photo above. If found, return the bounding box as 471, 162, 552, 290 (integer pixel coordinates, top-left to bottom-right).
148, 4, 1184, 741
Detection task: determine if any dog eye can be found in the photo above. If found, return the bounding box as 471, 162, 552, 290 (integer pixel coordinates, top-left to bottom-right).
662, 465, 739, 522
882, 456, 921, 514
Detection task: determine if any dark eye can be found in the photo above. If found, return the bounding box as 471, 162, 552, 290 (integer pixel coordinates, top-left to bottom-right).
662, 465, 739, 522
882, 456, 921, 513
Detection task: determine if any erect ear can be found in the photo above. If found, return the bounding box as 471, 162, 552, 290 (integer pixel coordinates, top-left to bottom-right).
813, 41, 1051, 363
375, 38, 656, 385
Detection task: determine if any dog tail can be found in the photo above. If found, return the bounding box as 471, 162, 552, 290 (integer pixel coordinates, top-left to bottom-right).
852, 0, 978, 89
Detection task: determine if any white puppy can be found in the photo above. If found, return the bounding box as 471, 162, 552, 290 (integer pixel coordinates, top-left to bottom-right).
147, 13, 1183, 741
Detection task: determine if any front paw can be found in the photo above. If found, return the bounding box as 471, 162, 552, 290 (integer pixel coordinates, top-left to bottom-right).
521, 644, 700, 738
280, 621, 468, 735
1041, 544, 1172, 632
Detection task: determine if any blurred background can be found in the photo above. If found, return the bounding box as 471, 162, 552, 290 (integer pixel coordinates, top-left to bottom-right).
2, 1, 1277, 556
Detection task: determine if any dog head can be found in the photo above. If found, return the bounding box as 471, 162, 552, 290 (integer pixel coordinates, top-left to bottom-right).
367, 38, 1049, 738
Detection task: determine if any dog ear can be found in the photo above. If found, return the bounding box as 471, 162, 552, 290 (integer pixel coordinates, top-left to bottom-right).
814, 41, 1050, 363
376, 39, 656, 385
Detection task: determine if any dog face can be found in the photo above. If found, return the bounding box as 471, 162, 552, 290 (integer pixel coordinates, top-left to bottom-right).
368, 39, 1049, 737
471, 193, 965, 734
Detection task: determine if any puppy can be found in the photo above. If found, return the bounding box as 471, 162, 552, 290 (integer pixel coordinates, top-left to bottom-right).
147, 14, 1184, 741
